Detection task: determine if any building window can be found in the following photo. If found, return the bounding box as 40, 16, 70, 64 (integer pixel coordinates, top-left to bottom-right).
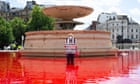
136, 29, 138, 32
12, 12, 16, 16
136, 35, 138, 39
112, 34, 114, 39
128, 35, 129, 39
107, 16, 108, 18
112, 24, 114, 26
131, 35, 133, 39
117, 28, 119, 32
131, 29, 133, 32
113, 16, 115, 20
112, 29, 114, 32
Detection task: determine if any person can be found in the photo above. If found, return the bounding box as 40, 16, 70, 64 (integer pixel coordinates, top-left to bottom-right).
65, 33, 77, 65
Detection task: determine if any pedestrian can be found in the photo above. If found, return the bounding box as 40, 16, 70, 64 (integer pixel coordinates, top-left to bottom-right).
65, 33, 77, 65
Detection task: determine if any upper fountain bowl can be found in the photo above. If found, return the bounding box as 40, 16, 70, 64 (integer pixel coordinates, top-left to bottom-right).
43, 5, 93, 20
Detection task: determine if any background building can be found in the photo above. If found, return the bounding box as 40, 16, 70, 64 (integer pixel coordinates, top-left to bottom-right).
0, 1, 10, 12
91, 12, 140, 44
87, 21, 98, 30
0, 0, 56, 21
97, 12, 117, 23
0, 1, 36, 21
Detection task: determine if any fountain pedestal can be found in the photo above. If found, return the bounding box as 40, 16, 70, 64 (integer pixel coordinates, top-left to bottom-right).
21, 30, 117, 56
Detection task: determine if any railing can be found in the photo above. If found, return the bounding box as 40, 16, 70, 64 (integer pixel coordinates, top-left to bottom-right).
113, 43, 140, 50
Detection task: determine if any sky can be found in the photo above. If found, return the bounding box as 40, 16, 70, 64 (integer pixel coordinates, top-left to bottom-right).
3, 0, 140, 30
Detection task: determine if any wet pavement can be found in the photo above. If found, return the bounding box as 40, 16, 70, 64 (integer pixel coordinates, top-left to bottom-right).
0, 50, 140, 84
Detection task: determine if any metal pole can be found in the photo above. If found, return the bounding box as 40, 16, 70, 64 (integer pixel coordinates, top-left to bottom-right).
21, 35, 24, 48
122, 20, 124, 49
107, 20, 108, 31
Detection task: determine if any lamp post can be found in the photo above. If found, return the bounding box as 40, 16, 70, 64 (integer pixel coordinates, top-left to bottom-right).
21, 35, 24, 48
122, 20, 124, 49
106, 20, 108, 31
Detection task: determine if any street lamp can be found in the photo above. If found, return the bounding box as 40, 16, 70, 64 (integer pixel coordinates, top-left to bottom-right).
122, 20, 124, 49
106, 20, 108, 31
21, 35, 24, 48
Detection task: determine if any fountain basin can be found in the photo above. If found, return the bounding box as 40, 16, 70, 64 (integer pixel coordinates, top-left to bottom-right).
21, 30, 118, 57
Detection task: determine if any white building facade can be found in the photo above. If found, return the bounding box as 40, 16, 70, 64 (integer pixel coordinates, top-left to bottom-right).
96, 12, 140, 43
128, 23, 140, 42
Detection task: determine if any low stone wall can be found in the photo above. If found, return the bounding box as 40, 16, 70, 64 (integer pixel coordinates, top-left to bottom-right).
21, 30, 118, 56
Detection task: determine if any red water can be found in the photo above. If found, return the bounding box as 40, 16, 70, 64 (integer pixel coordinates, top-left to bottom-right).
0, 50, 140, 84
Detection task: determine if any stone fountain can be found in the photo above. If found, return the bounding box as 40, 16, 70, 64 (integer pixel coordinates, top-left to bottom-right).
21, 5, 117, 56
43, 5, 92, 30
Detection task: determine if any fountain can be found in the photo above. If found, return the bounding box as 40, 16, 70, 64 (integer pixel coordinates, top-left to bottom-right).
21, 5, 117, 56
43, 5, 92, 29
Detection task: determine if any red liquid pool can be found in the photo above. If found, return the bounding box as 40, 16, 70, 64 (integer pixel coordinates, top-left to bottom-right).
0, 50, 140, 84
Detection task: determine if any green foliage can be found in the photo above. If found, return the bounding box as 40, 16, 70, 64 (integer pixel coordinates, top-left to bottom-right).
0, 17, 14, 49
117, 35, 123, 43
10, 17, 26, 45
27, 5, 55, 31
0, 5, 55, 49
116, 35, 132, 43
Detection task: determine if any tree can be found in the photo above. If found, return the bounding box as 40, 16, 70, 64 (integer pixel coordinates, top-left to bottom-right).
10, 17, 26, 45
117, 35, 132, 43
123, 39, 132, 43
27, 5, 55, 31
0, 17, 14, 49
116, 35, 123, 43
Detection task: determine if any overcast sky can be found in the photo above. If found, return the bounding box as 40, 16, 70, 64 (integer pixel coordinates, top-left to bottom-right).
3, 0, 140, 29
